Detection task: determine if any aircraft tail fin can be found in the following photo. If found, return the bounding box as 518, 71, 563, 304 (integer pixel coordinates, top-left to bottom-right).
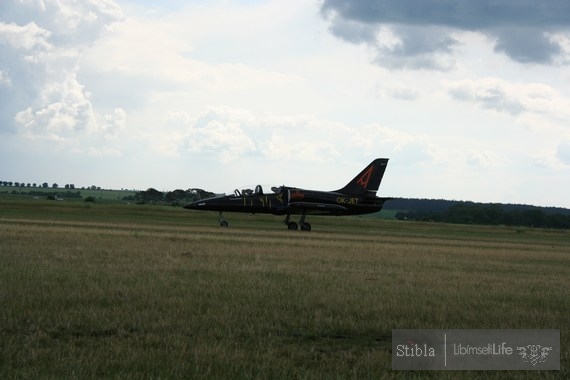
335, 158, 389, 196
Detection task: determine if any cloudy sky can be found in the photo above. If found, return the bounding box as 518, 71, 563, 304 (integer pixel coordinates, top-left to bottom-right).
1, 0, 570, 208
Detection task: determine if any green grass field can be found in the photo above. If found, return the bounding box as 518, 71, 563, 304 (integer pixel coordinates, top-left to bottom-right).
1, 198, 568, 378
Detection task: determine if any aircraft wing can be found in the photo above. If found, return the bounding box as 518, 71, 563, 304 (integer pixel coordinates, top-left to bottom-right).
288, 202, 348, 212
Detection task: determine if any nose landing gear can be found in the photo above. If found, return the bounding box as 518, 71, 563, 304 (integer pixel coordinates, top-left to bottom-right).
218, 211, 229, 227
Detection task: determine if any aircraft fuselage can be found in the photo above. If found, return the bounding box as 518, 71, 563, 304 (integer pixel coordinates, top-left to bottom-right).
184, 186, 386, 216
183, 158, 390, 230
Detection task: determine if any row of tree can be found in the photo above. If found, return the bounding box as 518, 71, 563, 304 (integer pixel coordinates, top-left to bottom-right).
392, 201, 570, 229
125, 188, 215, 206
1, 189, 83, 199
1, 182, 102, 190
1, 183, 212, 205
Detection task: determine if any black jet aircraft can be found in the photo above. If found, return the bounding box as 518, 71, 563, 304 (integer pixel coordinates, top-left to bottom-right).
183, 158, 390, 231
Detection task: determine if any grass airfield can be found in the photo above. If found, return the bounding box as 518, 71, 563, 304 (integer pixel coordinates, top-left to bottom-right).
1, 198, 568, 378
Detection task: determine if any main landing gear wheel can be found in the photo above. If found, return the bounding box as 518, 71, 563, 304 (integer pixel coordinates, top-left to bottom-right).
287, 222, 298, 230
284, 214, 311, 231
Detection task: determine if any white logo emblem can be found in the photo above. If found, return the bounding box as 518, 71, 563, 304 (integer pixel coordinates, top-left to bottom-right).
516, 345, 552, 366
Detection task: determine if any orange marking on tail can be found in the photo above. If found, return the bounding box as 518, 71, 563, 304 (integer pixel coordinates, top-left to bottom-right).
357, 165, 374, 188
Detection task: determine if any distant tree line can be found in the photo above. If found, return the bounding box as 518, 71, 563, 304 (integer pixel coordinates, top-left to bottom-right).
126, 188, 215, 206
1, 181, 102, 190
1, 182, 127, 206
0, 181, 102, 201
387, 200, 570, 229
1, 181, 213, 205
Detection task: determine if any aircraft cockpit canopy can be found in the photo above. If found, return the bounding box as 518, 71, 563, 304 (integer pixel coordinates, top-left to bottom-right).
235, 185, 265, 197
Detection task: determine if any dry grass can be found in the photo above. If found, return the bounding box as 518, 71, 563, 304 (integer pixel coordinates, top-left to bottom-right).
0, 199, 568, 378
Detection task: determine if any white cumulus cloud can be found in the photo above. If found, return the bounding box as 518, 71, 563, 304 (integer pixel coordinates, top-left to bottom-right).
0, 0, 123, 143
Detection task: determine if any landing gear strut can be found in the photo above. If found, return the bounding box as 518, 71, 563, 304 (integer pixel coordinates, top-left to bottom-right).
284, 214, 311, 231
299, 213, 311, 231
218, 211, 229, 227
